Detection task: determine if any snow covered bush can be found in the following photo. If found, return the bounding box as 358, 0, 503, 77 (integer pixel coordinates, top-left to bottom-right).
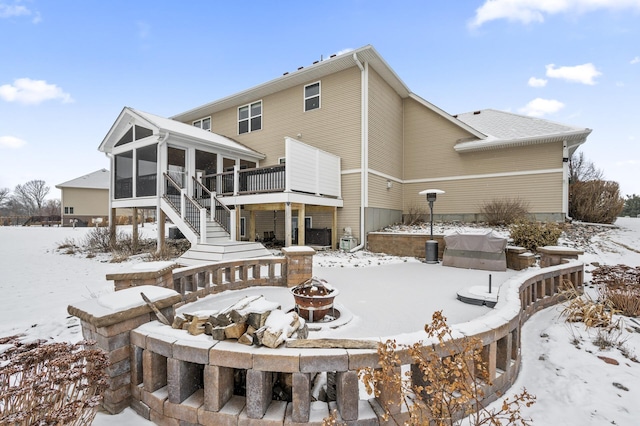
508, 220, 562, 252
353, 311, 535, 426
0, 336, 108, 425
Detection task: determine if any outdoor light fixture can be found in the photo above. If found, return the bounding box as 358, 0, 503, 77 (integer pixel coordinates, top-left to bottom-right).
419, 189, 445, 263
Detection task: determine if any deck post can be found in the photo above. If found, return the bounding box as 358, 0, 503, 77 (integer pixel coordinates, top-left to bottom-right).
332, 207, 338, 249
109, 207, 117, 244
249, 210, 256, 242
297, 204, 305, 246
132, 207, 139, 252
285, 202, 292, 247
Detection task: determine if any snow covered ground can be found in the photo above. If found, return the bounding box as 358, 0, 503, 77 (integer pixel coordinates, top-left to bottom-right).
1, 218, 639, 425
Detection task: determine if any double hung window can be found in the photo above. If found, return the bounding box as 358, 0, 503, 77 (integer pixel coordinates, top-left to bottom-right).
304, 82, 320, 111
238, 101, 262, 134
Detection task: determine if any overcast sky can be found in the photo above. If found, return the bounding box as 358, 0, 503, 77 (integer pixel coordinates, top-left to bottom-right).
1, 0, 639, 199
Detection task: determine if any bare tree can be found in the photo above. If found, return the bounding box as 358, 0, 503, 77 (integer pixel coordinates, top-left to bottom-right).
43, 198, 61, 217
0, 187, 9, 207
569, 151, 603, 183
14, 180, 50, 215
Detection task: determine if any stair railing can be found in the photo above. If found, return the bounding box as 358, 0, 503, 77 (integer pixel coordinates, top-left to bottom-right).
192, 176, 235, 241
163, 173, 204, 240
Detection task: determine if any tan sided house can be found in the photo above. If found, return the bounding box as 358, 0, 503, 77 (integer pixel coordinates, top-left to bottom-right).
56, 169, 110, 227
98, 45, 591, 264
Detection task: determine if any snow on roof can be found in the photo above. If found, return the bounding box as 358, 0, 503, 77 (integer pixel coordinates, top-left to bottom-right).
454, 109, 591, 152
456, 109, 587, 140
130, 108, 265, 159
56, 168, 110, 189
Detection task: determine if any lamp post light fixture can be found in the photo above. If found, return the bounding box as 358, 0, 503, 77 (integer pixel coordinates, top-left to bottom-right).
419, 189, 445, 263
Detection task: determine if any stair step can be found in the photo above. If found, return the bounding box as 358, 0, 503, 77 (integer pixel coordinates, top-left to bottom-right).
177, 241, 272, 265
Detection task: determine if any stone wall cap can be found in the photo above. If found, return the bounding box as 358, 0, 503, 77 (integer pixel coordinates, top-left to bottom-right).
67, 285, 181, 328
282, 246, 316, 255
537, 246, 584, 255
105, 262, 179, 280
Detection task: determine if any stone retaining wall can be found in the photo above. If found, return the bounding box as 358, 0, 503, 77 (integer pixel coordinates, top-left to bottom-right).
69, 250, 584, 425
368, 232, 536, 270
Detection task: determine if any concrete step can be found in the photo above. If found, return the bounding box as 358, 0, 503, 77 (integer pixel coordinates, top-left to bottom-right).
178, 241, 272, 265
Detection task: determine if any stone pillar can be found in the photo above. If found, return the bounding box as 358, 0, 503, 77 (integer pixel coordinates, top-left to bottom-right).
67, 286, 182, 414
292, 372, 311, 423
336, 370, 359, 421
376, 366, 402, 415
281, 246, 315, 288
246, 369, 273, 419
204, 365, 234, 411
167, 358, 202, 404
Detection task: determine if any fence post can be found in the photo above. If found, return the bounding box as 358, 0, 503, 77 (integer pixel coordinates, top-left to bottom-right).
233, 165, 239, 196
200, 208, 207, 244
180, 188, 186, 219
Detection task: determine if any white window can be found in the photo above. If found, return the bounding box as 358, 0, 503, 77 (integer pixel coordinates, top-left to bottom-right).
64, 207, 74, 214
193, 117, 211, 131
238, 101, 262, 134
304, 82, 320, 111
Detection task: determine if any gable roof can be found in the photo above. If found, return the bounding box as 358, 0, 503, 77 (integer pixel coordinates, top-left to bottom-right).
171, 44, 484, 142
170, 45, 413, 123
98, 107, 265, 160
453, 109, 591, 153
56, 169, 110, 189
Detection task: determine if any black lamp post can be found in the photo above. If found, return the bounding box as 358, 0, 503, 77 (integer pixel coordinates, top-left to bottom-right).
419, 189, 445, 263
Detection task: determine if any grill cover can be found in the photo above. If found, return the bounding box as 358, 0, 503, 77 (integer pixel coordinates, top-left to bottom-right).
443, 231, 507, 271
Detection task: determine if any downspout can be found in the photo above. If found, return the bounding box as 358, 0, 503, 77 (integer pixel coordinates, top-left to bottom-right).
350, 52, 367, 252
562, 140, 571, 221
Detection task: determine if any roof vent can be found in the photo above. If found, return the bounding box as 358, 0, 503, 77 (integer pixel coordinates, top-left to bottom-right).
313, 60, 319, 64
283, 72, 289, 76
330, 54, 336, 58
473, 110, 481, 115
298, 66, 304, 70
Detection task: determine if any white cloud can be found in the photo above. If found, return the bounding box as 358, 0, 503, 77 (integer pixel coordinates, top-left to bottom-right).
631, 56, 640, 64
0, 78, 73, 105
469, 0, 640, 28
518, 98, 565, 117
545, 63, 602, 85
528, 77, 547, 87
0, 2, 40, 23
0, 135, 27, 149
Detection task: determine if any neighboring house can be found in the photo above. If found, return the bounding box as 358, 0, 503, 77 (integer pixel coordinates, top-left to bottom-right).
56, 169, 110, 227
98, 45, 591, 262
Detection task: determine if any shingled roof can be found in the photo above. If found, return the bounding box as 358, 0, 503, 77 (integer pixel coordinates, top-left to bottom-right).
56, 169, 110, 189
454, 109, 591, 153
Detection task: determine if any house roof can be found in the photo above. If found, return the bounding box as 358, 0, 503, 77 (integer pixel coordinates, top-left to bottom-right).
171, 45, 412, 123
99, 107, 265, 160
171, 44, 486, 142
56, 169, 110, 190
453, 109, 591, 153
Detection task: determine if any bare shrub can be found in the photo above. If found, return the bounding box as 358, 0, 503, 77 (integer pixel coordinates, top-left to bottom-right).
0, 336, 108, 425
560, 280, 614, 328
508, 220, 562, 252
569, 180, 624, 224
355, 311, 535, 425
404, 202, 426, 225
480, 197, 530, 225
592, 264, 640, 317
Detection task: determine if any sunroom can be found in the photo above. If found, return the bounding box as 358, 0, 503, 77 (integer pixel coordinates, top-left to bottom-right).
98, 107, 343, 249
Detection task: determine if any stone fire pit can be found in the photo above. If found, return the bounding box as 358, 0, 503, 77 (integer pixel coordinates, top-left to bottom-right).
290, 277, 339, 322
